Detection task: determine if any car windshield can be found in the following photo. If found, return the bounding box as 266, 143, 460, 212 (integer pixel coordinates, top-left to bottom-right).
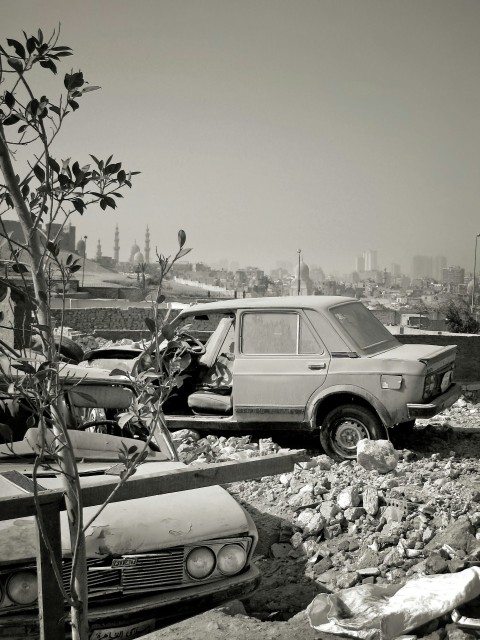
329, 302, 397, 354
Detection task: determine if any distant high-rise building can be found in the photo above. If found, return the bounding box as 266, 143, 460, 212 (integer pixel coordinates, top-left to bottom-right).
363, 250, 378, 272
355, 255, 365, 273
412, 255, 433, 279
442, 266, 465, 286
390, 263, 401, 277
433, 256, 447, 281
96, 239, 102, 262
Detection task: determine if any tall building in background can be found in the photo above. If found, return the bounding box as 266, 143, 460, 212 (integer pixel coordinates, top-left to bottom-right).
355, 254, 365, 273
412, 255, 433, 279
390, 263, 401, 277
363, 250, 378, 272
442, 266, 465, 286
433, 255, 447, 281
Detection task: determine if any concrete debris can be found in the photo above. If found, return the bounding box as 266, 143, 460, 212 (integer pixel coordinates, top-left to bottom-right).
357, 438, 399, 473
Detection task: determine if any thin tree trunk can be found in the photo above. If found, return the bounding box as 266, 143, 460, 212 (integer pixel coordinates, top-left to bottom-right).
0, 125, 89, 640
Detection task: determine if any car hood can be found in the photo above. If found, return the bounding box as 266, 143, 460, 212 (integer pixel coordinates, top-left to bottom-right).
0, 460, 251, 564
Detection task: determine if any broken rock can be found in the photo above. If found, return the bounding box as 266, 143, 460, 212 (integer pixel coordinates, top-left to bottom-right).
357, 439, 399, 473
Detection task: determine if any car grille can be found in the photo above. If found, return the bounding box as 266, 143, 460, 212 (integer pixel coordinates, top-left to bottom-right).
62, 547, 185, 598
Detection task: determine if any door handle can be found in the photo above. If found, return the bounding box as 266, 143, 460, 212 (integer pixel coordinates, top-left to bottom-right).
308, 363, 326, 370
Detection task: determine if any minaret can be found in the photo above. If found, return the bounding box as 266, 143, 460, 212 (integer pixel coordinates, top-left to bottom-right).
96, 239, 102, 262
114, 224, 120, 264
145, 226, 150, 264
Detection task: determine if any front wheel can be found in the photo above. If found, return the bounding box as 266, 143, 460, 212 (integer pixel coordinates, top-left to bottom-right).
320, 404, 384, 462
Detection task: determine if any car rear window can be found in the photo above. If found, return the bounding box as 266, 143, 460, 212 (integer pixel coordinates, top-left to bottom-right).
329, 302, 397, 353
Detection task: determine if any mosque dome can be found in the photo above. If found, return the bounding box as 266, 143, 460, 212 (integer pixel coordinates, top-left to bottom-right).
133, 251, 145, 265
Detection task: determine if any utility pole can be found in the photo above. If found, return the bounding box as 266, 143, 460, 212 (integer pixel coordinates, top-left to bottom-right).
297, 249, 301, 295
472, 233, 480, 313
81, 235, 87, 287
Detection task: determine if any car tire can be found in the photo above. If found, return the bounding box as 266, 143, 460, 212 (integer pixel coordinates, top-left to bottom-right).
32, 335, 84, 364
320, 404, 385, 462
55, 336, 84, 363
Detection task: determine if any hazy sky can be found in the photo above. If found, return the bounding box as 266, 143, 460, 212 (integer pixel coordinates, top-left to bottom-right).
2, 0, 480, 275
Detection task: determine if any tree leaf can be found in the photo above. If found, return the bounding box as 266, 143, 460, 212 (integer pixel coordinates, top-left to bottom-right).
69, 264, 82, 273
7, 57, 24, 73
40, 59, 57, 74
46, 240, 59, 256
103, 196, 116, 209
12, 263, 29, 274
105, 162, 121, 175
178, 229, 186, 248
26, 36, 37, 54
144, 317, 156, 333
157, 294, 166, 303
33, 164, 45, 183
2, 114, 20, 126
177, 247, 192, 259
161, 323, 175, 341
12, 361, 36, 374
4, 91, 15, 109
72, 198, 85, 214
48, 157, 60, 174
7, 39, 25, 58
64, 71, 84, 90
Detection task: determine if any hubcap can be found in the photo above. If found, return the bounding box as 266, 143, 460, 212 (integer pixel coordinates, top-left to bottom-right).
333, 419, 369, 458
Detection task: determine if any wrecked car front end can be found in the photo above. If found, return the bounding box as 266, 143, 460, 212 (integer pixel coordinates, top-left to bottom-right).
0, 368, 259, 639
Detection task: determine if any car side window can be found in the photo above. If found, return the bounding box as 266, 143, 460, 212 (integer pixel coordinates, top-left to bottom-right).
299, 318, 319, 354
241, 312, 320, 355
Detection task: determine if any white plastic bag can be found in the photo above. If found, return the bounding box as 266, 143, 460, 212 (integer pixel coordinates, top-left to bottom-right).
307, 567, 480, 640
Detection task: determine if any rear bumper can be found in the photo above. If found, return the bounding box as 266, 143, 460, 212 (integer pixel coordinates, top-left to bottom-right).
407, 382, 462, 419
0, 564, 261, 639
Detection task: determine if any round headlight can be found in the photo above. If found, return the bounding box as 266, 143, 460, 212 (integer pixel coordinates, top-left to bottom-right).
217, 544, 247, 576
186, 547, 215, 580
7, 571, 38, 605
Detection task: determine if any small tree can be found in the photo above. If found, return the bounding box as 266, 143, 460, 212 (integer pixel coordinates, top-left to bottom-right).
444, 299, 480, 334
0, 27, 181, 639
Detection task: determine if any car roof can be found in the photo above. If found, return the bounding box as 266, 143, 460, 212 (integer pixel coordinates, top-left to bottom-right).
179, 295, 357, 316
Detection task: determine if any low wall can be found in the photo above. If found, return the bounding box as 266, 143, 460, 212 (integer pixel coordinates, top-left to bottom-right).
51, 307, 181, 335
396, 333, 480, 383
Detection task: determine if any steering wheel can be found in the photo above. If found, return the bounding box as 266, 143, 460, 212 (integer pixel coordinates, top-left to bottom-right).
180, 333, 206, 355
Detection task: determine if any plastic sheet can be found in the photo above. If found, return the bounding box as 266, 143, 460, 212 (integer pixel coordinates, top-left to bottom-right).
307, 567, 480, 640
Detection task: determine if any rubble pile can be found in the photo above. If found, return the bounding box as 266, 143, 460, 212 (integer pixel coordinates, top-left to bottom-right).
172, 398, 480, 636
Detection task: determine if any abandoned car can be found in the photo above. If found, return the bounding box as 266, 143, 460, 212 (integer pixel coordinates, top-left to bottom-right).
82, 296, 461, 461
0, 364, 260, 639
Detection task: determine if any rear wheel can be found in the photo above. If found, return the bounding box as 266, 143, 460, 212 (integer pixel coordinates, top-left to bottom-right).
320, 404, 384, 462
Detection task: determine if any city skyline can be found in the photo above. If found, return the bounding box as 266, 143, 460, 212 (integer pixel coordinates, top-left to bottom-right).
3, 1, 480, 277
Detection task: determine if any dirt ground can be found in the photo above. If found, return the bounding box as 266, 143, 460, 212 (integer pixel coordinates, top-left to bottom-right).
147, 399, 480, 640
